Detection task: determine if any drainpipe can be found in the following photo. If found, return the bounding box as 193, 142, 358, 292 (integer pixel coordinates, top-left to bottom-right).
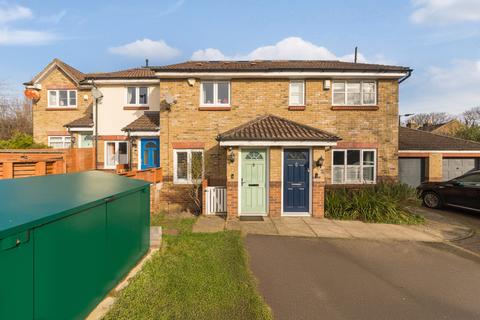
94, 97, 98, 170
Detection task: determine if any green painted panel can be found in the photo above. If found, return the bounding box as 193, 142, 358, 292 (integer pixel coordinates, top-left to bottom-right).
140, 188, 150, 254
241, 149, 267, 214
34, 204, 107, 320
106, 192, 144, 287
0, 230, 33, 320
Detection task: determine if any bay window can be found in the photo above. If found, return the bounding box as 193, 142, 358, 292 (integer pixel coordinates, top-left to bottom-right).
332, 80, 376, 106
332, 149, 376, 184
201, 81, 230, 105
174, 149, 204, 184
48, 90, 77, 108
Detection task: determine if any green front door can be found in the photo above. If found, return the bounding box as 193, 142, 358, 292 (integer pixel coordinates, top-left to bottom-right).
241, 149, 267, 214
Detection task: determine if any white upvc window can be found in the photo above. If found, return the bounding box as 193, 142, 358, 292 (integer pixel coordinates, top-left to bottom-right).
48, 90, 77, 108
332, 149, 376, 184
127, 87, 148, 105
289, 80, 305, 106
173, 149, 204, 184
201, 81, 230, 106
332, 80, 377, 106
48, 136, 71, 148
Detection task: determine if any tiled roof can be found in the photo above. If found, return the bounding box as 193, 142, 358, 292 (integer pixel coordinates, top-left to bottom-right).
84, 68, 156, 80
151, 60, 411, 73
399, 127, 480, 151
217, 115, 341, 142
64, 113, 93, 128
122, 112, 160, 131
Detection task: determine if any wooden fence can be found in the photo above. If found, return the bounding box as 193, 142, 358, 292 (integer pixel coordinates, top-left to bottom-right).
0, 148, 95, 179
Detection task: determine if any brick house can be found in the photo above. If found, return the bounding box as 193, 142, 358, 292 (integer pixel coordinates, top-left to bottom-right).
25, 59, 412, 218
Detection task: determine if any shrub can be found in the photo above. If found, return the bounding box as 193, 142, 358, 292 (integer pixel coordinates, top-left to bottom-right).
325, 182, 424, 224
0, 132, 48, 149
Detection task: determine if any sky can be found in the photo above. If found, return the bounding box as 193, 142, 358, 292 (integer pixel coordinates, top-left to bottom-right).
1, 0, 480, 115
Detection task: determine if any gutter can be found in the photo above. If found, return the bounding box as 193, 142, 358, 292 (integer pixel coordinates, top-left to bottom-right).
398, 69, 413, 84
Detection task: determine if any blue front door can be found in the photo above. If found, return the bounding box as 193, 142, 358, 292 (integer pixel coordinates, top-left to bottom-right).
283, 149, 310, 213
140, 138, 159, 170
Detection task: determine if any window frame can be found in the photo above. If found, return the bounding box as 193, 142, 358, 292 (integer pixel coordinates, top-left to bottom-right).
126, 86, 149, 106
47, 136, 72, 148
200, 81, 231, 106
173, 149, 204, 184
47, 90, 77, 108
289, 80, 305, 106
332, 80, 377, 106
331, 149, 377, 184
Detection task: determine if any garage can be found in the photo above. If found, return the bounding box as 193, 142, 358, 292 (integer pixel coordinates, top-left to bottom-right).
443, 158, 479, 181
399, 158, 425, 187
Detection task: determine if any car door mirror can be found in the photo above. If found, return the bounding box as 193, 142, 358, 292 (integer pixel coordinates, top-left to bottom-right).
451, 179, 463, 187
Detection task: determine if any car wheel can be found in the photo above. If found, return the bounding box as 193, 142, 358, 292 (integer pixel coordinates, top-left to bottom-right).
423, 192, 442, 209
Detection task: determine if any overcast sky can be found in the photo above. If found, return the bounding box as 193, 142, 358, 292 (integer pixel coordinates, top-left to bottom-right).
1, 0, 480, 115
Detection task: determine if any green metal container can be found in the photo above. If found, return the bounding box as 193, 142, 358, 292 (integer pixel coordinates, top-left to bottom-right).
0, 171, 150, 320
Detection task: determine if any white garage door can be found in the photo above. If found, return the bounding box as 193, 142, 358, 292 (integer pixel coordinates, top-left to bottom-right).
442, 158, 479, 181
399, 158, 424, 187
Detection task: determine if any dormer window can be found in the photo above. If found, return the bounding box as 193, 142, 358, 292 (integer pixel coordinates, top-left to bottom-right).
201, 81, 230, 106
48, 90, 77, 108
332, 80, 376, 106
127, 87, 148, 105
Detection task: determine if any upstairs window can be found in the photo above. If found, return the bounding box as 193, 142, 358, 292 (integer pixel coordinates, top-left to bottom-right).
201, 81, 230, 105
332, 149, 376, 184
127, 87, 148, 105
289, 80, 305, 106
48, 90, 77, 108
332, 80, 376, 106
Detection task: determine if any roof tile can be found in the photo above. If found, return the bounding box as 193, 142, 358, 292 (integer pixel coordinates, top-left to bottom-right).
122, 112, 160, 131
399, 127, 480, 150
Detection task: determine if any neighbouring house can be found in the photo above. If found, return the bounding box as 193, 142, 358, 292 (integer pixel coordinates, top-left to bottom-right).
399, 126, 480, 187
25, 59, 412, 218
408, 119, 464, 136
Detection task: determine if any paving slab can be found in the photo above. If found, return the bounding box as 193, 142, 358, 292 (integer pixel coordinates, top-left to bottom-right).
272, 219, 316, 237
238, 220, 279, 235
308, 223, 353, 238
192, 216, 225, 233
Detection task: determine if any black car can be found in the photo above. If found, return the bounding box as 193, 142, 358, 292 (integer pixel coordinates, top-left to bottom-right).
417, 170, 480, 212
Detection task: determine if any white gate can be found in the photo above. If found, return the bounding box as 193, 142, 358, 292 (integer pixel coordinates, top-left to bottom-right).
205, 187, 227, 215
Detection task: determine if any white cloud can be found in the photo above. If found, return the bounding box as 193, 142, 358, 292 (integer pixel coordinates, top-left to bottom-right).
158, 0, 184, 16
191, 37, 372, 63
411, 0, 480, 24
0, 3, 32, 24
109, 39, 181, 60
39, 10, 66, 24
0, 27, 57, 45
402, 59, 480, 113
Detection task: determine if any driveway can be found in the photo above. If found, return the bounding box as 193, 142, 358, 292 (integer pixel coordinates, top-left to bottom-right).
246, 235, 480, 320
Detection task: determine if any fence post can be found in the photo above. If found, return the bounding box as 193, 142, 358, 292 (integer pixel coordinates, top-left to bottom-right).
35, 161, 47, 176
3, 162, 13, 179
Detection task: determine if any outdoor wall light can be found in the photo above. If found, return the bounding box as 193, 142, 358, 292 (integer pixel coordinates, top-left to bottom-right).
316, 155, 324, 168
228, 147, 235, 163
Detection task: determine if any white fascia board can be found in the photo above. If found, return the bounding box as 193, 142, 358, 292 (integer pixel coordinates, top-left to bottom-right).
154, 71, 408, 79
128, 131, 160, 136
219, 140, 338, 147
67, 127, 93, 132
399, 150, 480, 154
84, 79, 160, 84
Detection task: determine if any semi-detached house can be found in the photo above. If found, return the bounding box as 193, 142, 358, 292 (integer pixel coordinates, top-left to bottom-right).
25, 59, 412, 218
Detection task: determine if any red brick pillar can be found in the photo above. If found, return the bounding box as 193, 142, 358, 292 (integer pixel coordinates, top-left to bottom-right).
312, 181, 325, 218
226, 147, 238, 220
269, 147, 282, 217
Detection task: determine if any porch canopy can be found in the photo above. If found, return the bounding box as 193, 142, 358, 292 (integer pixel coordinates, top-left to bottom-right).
216, 114, 341, 146
122, 111, 160, 136
64, 113, 93, 132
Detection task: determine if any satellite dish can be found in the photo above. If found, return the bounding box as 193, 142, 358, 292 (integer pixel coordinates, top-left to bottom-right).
164, 93, 175, 104
91, 87, 103, 99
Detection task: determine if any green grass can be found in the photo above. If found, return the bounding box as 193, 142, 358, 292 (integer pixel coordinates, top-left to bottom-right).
104, 230, 272, 320
325, 182, 424, 225
150, 211, 196, 235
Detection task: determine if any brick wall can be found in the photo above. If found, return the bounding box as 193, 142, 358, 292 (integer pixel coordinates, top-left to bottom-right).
32, 68, 92, 145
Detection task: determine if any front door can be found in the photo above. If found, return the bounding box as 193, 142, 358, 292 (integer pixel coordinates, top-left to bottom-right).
283, 149, 310, 214
240, 149, 267, 215
140, 138, 159, 170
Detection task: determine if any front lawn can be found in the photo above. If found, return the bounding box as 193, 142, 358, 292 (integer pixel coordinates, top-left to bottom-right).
104, 221, 272, 320
325, 182, 425, 224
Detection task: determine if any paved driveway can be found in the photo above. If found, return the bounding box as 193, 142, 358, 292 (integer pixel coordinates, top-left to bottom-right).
246, 235, 480, 320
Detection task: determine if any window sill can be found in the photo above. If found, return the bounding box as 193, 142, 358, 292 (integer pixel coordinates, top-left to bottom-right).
288, 105, 306, 111
46, 107, 78, 111
331, 105, 379, 111
123, 106, 149, 110
198, 106, 231, 111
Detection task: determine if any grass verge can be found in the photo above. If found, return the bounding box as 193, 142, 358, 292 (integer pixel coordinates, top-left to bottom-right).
325, 182, 425, 224
104, 229, 271, 320
150, 211, 196, 235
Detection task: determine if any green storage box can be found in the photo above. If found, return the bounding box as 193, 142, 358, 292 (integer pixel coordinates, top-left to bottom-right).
0, 171, 150, 320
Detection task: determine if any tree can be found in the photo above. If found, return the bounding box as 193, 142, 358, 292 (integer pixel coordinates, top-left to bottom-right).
0, 82, 33, 140
462, 106, 480, 127
406, 112, 453, 127
187, 151, 205, 215
454, 126, 480, 142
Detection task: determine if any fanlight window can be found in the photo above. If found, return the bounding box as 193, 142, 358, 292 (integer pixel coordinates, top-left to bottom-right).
245, 151, 263, 160
287, 152, 307, 160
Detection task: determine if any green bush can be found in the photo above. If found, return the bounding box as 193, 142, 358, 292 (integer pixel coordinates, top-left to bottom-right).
454, 126, 480, 142
325, 182, 424, 224
0, 132, 48, 149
